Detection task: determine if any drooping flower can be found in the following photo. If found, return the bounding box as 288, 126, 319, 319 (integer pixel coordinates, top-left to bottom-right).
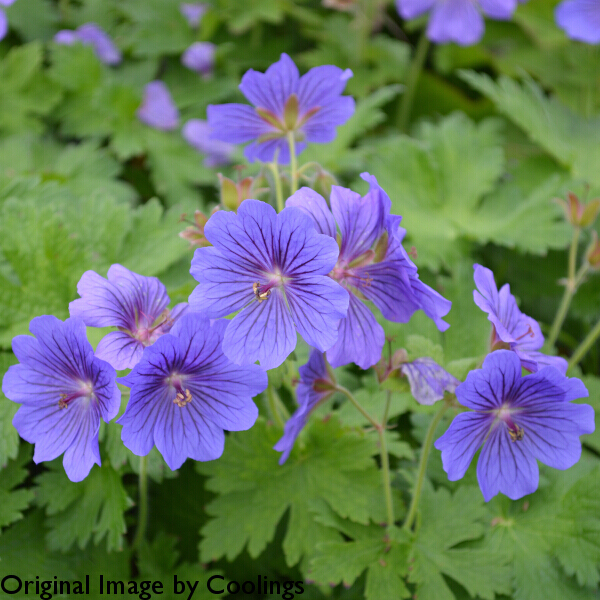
182, 119, 234, 167
54, 23, 122, 65
189, 199, 349, 370
274, 349, 336, 464
2, 316, 120, 481
69, 264, 188, 370
395, 0, 521, 46
137, 81, 179, 131
117, 313, 266, 470
400, 358, 460, 405
555, 0, 600, 43
287, 173, 451, 369
181, 42, 215, 77
206, 53, 354, 164
180, 2, 208, 28
473, 264, 568, 374
0, 0, 15, 41
434, 350, 594, 501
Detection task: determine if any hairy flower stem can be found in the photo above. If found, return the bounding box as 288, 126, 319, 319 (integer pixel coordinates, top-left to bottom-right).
336, 385, 395, 527
569, 316, 600, 369
548, 228, 589, 348
287, 132, 299, 195
397, 30, 430, 132
132, 455, 149, 552
267, 385, 287, 429
268, 162, 285, 213
403, 402, 449, 532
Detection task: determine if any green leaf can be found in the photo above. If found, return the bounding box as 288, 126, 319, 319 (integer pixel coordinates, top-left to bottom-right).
308, 499, 412, 599
409, 484, 512, 600
0, 42, 62, 135
368, 112, 505, 270
0, 352, 19, 467
460, 71, 600, 188
0, 445, 34, 533
36, 461, 133, 552
198, 417, 393, 569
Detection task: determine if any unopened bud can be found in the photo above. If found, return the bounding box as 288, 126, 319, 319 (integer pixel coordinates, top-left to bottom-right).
554, 192, 600, 228
179, 207, 218, 248
312, 168, 338, 199
585, 231, 600, 269
218, 173, 259, 210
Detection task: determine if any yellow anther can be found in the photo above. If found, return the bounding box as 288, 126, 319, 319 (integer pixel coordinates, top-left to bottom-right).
173, 388, 192, 407
508, 425, 524, 442
253, 282, 271, 302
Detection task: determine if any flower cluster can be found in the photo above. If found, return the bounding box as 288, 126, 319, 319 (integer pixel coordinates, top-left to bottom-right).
54, 23, 122, 65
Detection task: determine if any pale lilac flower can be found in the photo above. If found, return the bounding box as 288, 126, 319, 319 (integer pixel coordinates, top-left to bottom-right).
555, 0, 600, 44
2, 316, 120, 481
0, 0, 15, 41
54, 23, 122, 65
117, 314, 266, 470
182, 42, 215, 77
473, 264, 568, 374
400, 358, 460, 405
137, 81, 179, 131
396, 0, 520, 46
207, 53, 354, 164
287, 173, 451, 369
183, 119, 234, 167
435, 350, 594, 501
274, 349, 335, 464
69, 264, 188, 370
189, 199, 349, 370
180, 2, 208, 28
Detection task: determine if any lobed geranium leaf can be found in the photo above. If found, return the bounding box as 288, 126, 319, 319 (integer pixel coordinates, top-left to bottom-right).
198, 416, 392, 570
460, 71, 600, 189
36, 461, 133, 552
368, 112, 505, 271
409, 484, 512, 600
0, 445, 35, 533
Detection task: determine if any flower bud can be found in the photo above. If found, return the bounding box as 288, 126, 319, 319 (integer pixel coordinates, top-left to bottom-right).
179, 207, 218, 248
312, 168, 338, 200
555, 192, 600, 228
218, 173, 256, 211
585, 231, 600, 269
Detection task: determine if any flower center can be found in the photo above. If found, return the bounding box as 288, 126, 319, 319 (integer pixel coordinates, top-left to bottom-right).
255, 94, 321, 142
496, 405, 525, 442
58, 381, 94, 409
167, 375, 193, 408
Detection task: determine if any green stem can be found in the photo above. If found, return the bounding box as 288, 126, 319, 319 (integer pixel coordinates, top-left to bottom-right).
132, 455, 149, 551
287, 132, 298, 195
267, 386, 286, 429
548, 228, 580, 348
397, 30, 430, 132
403, 403, 449, 532
267, 162, 284, 213
335, 385, 379, 430
379, 391, 394, 527
569, 316, 600, 369
336, 385, 394, 527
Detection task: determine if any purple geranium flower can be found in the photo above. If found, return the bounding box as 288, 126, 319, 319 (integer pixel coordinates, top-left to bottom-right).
183, 119, 234, 167
434, 350, 594, 501
400, 358, 460, 405
0, 0, 15, 41
287, 173, 451, 369
396, 0, 520, 46
206, 53, 354, 164
69, 264, 188, 370
189, 199, 349, 370
137, 81, 179, 131
182, 41, 215, 77
2, 316, 120, 481
117, 313, 266, 470
180, 2, 208, 27
274, 349, 336, 464
473, 264, 567, 374
54, 22, 122, 65
555, 0, 600, 44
